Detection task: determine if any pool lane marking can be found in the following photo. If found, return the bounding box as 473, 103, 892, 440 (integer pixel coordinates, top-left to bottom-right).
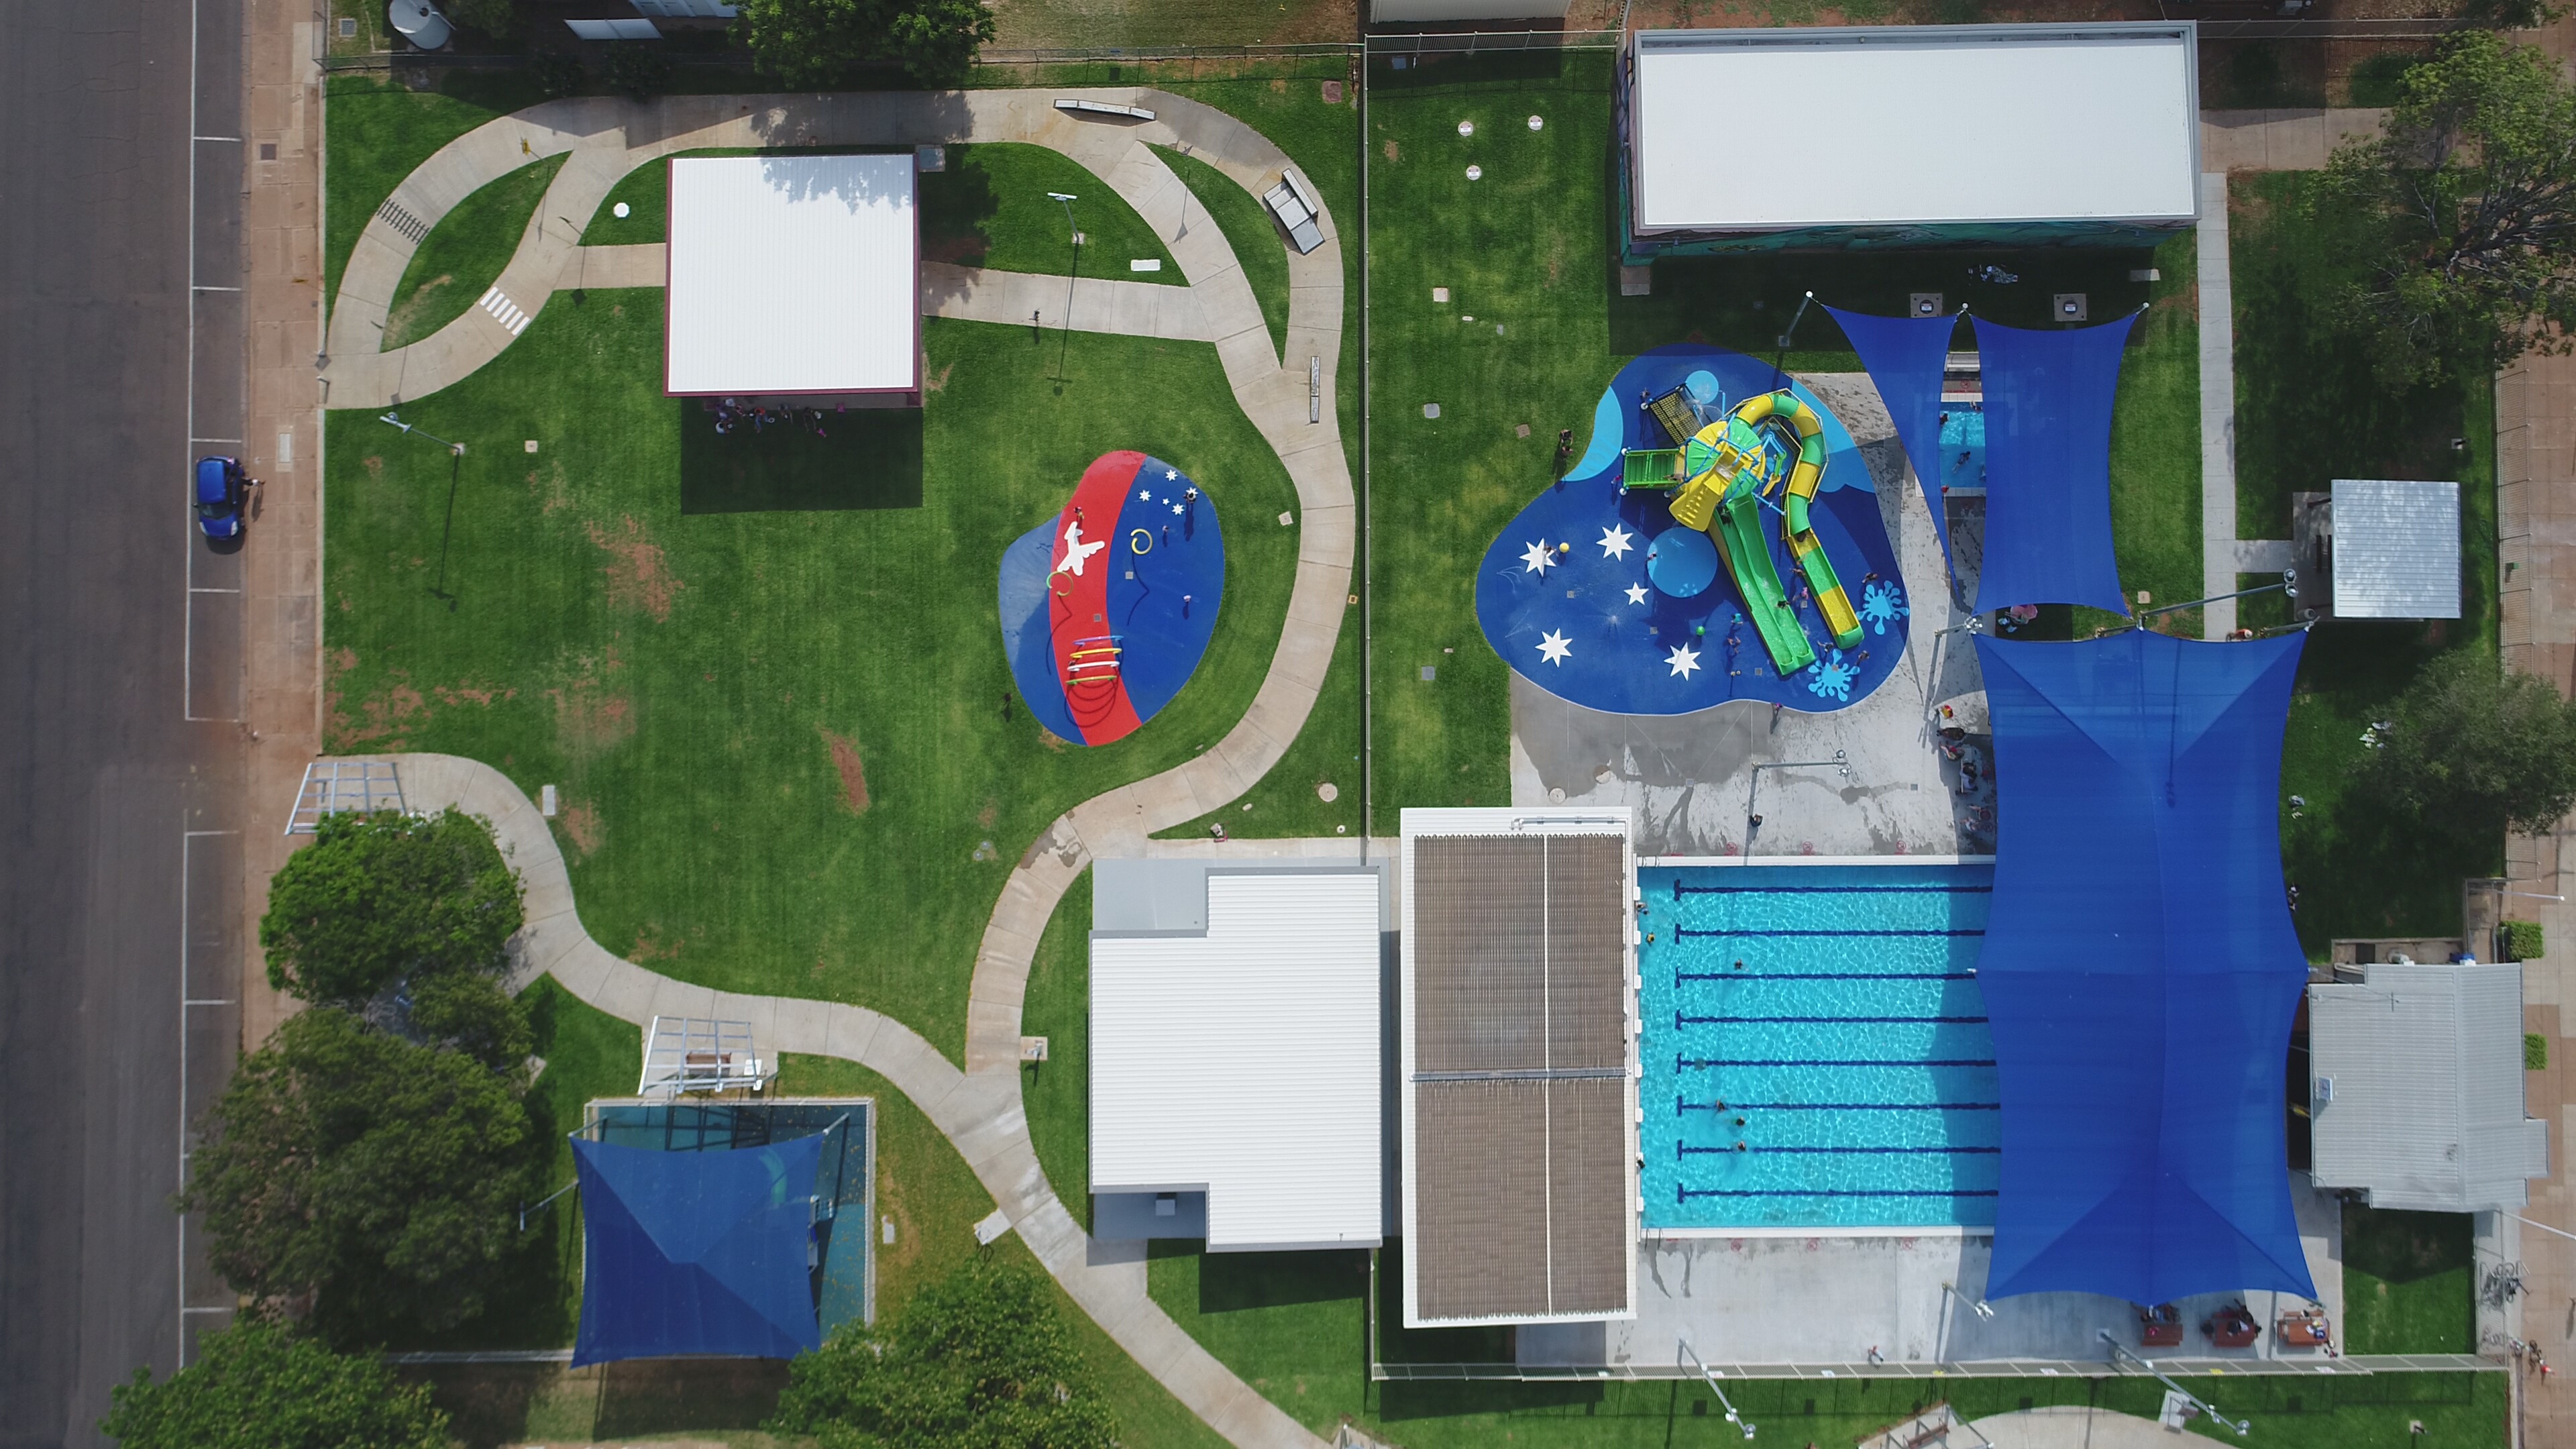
1676, 1187, 2000, 1199
1674, 970, 1977, 981
1672, 928, 1985, 938
1677, 1014, 1988, 1025
1678, 1058, 1998, 1068
1678, 1101, 2000, 1112
1670, 882, 1992, 896
1678, 1143, 2000, 1155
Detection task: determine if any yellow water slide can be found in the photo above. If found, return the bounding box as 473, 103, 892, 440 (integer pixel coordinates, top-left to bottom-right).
1735, 391, 1864, 651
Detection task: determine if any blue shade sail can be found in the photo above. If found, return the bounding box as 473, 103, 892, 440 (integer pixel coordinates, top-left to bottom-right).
1970, 315, 2137, 615
572, 1134, 824, 1365
1972, 631, 2318, 1307
1825, 305, 1960, 574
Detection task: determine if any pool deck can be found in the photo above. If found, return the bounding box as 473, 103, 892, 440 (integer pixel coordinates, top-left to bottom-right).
1510, 372, 1990, 857
1518, 1171, 2347, 1375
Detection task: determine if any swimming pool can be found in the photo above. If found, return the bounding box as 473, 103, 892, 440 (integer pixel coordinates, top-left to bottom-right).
1638, 862, 1997, 1230
1939, 403, 1986, 496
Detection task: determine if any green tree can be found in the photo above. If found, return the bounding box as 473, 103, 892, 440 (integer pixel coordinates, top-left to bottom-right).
2363, 651, 2576, 845
2322, 32, 2576, 388
184, 1006, 536, 1342
260, 808, 523, 1006
406, 968, 534, 1074
730, 0, 996, 88
769, 1256, 1117, 1449
101, 1317, 448, 1449
2458, 0, 2569, 32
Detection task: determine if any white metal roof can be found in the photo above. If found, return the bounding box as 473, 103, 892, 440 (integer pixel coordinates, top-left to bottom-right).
665, 154, 918, 396
1089, 867, 1383, 1252
2310, 962, 2548, 1213
1629, 25, 2199, 234
2332, 479, 2461, 619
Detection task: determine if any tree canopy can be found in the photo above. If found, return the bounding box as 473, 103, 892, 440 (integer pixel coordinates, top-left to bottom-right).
769, 1256, 1118, 1449
260, 807, 523, 1006
2364, 651, 2576, 845
2322, 32, 2576, 387
730, 0, 996, 88
184, 1006, 536, 1342
101, 1318, 449, 1449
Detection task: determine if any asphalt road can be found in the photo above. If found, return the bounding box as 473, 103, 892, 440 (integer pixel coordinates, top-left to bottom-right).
0, 4, 248, 1445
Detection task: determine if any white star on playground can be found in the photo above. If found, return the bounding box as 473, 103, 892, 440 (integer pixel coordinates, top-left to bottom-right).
1597, 523, 1634, 559
1171, 502, 1185, 515
1624, 582, 1650, 606
1165, 469, 1178, 480
1665, 642, 1703, 679
1138, 489, 1154, 502
1535, 630, 1574, 666
1519, 539, 1555, 574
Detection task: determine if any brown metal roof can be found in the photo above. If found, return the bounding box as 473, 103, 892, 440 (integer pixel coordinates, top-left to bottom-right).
1409, 833, 1631, 1322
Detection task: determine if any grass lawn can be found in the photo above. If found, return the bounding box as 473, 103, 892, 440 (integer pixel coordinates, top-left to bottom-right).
1022, 867, 1092, 1230
2341, 1204, 2477, 1354
1157, 144, 1291, 357
384, 154, 566, 350
325, 296, 1311, 1061
326, 71, 549, 304
2229, 171, 2502, 952
386, 976, 639, 1352
1364, 53, 2181, 831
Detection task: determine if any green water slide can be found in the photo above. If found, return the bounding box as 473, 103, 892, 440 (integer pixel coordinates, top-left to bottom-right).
1711, 490, 1816, 673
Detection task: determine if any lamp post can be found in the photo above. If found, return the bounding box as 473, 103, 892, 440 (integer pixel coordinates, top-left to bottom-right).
1746, 750, 1850, 837
1678, 1338, 1756, 1440
1046, 191, 1079, 379
2100, 1332, 2249, 1436
380, 410, 468, 610
2133, 570, 2304, 631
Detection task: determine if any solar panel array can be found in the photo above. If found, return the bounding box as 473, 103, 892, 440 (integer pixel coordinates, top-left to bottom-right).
1410, 833, 1631, 1321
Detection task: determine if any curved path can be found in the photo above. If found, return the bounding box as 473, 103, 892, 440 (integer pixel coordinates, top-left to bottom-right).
325, 89, 1353, 1449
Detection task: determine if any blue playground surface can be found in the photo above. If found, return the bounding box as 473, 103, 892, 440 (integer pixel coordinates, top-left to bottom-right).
1477, 345, 1909, 715
998, 451, 1224, 747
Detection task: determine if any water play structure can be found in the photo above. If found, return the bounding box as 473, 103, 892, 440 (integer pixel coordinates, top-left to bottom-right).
998, 451, 1224, 747
1474, 345, 1905, 718
1654, 389, 1865, 672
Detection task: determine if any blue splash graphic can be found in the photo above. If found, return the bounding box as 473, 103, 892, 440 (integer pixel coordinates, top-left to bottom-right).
1861, 579, 1911, 636
1805, 649, 1860, 702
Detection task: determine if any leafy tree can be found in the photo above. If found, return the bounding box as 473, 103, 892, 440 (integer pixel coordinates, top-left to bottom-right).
184, 1006, 536, 1342
603, 43, 673, 101
769, 1256, 1118, 1449
2363, 650, 2576, 845
2322, 32, 2576, 388
2458, 0, 2569, 32
731, 0, 997, 88
261, 808, 523, 1006
101, 1317, 448, 1449
405, 968, 534, 1074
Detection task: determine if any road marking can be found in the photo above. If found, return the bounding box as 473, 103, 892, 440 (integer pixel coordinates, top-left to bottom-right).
479, 286, 532, 336
188, 587, 240, 595
191, 285, 241, 292
193, 136, 241, 143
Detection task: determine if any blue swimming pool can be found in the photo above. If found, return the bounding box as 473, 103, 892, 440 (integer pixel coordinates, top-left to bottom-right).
1639, 862, 1997, 1230
1939, 403, 1985, 496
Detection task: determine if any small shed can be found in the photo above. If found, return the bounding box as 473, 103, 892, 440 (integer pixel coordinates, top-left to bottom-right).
2308, 961, 2548, 1213
1619, 23, 2198, 258
2290, 479, 2461, 621
1088, 861, 1384, 1252
664, 153, 920, 402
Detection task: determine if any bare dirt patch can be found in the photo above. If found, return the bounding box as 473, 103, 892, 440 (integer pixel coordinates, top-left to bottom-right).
362, 455, 384, 478
1381, 139, 1400, 164
549, 647, 635, 759
820, 729, 871, 813
977, 798, 998, 829
924, 361, 955, 394
630, 922, 684, 962
529, 459, 574, 515
586, 515, 683, 622
561, 801, 604, 857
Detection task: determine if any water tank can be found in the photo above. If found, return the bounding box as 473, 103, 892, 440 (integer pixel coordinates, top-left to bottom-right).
388, 0, 451, 50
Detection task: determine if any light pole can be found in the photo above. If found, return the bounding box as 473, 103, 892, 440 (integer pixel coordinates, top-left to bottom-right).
380, 410, 468, 610
1678, 1339, 1756, 1440
1747, 750, 1850, 837
2100, 1332, 2249, 1436
1046, 191, 1079, 380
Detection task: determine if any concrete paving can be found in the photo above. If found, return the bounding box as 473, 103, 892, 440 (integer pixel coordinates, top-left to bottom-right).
922, 260, 1212, 341
1967, 1405, 2189, 1448
2198, 170, 2244, 641
1519, 1175, 2345, 1375
1508, 372, 1987, 856
2199, 108, 2387, 174
309, 84, 1351, 1449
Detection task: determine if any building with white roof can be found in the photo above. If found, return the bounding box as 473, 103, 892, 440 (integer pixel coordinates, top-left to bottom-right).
664, 153, 920, 400
2309, 961, 2549, 1213
1087, 860, 1384, 1251
1621, 23, 2199, 258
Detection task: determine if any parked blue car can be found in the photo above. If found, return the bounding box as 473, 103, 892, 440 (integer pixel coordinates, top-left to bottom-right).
195, 455, 256, 539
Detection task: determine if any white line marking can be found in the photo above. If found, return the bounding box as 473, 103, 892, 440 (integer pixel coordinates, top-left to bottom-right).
184, 1000, 235, 1008
188, 587, 241, 594
191, 285, 241, 292
193, 135, 241, 142
182, 829, 240, 837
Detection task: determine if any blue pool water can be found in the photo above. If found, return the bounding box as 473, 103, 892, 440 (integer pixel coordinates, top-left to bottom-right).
1639, 863, 1996, 1230
1939, 403, 1986, 496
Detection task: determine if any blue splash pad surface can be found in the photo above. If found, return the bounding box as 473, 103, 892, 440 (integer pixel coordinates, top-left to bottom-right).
1479, 346, 1910, 715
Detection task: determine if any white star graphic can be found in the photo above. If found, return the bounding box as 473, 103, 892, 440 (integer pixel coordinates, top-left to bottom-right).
1171, 502, 1184, 515
1139, 489, 1154, 502
1598, 523, 1634, 559
1165, 469, 1178, 480
1665, 642, 1703, 679
1624, 582, 1650, 606
1519, 539, 1555, 574
1535, 630, 1573, 666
